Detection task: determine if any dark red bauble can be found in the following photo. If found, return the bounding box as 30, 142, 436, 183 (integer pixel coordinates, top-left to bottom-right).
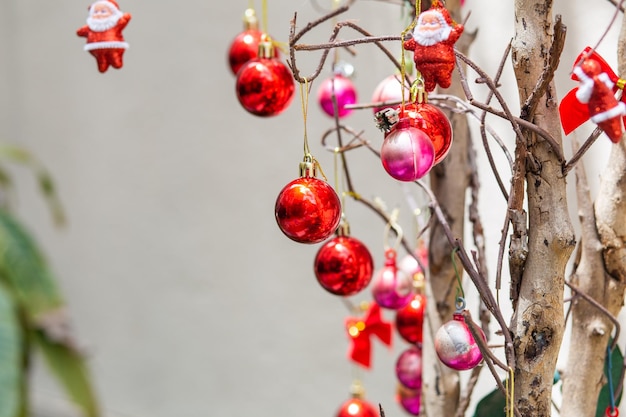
236, 56, 295, 117
228, 29, 278, 75
395, 293, 426, 344
314, 236, 374, 296
275, 177, 341, 244
387, 102, 453, 165
336, 398, 379, 417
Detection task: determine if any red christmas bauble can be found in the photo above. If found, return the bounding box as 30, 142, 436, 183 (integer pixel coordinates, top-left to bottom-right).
317, 75, 358, 118
395, 293, 426, 344
381, 119, 435, 182
236, 54, 295, 117
371, 74, 404, 114
314, 235, 374, 296
275, 177, 341, 244
227, 29, 278, 75
434, 312, 485, 370
387, 103, 452, 165
336, 398, 378, 417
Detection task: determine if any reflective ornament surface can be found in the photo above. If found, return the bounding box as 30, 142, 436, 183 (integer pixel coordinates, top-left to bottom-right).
395, 293, 426, 344
314, 236, 374, 296
381, 119, 435, 181
275, 177, 341, 244
336, 397, 379, 417
228, 30, 278, 75
317, 75, 358, 118
396, 346, 423, 389
371, 249, 414, 309
434, 312, 485, 370
397, 384, 421, 416
371, 74, 404, 114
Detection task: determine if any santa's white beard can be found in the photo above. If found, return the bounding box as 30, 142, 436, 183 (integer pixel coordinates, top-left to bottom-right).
86, 12, 122, 32
413, 26, 452, 46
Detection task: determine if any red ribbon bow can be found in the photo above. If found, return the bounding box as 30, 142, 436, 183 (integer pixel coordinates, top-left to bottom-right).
559, 46, 626, 143
345, 302, 392, 369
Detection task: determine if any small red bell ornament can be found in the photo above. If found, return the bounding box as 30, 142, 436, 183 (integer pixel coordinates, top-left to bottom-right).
227, 9, 278, 75
396, 346, 423, 389
236, 41, 295, 117
275, 157, 341, 244
372, 249, 414, 310
403, 0, 464, 92
380, 118, 435, 182
314, 222, 374, 296
434, 300, 485, 370
317, 63, 358, 118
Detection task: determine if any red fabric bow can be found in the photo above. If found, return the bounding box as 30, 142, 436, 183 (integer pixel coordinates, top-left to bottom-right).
559, 46, 626, 142
345, 302, 392, 369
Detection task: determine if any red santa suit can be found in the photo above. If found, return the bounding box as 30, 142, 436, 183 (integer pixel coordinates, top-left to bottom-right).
77, 1, 131, 73
403, 5, 463, 92
574, 59, 626, 143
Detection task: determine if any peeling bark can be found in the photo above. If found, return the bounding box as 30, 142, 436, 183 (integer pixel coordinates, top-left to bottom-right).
510, 1, 575, 416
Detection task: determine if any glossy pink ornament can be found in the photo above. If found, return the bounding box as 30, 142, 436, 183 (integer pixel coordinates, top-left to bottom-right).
371, 74, 405, 114
371, 249, 414, 309
381, 118, 435, 181
434, 312, 485, 370
317, 75, 358, 118
395, 293, 426, 344
314, 234, 374, 296
236, 43, 295, 117
275, 174, 341, 244
390, 103, 453, 165
396, 346, 423, 389
397, 384, 421, 416
336, 397, 378, 417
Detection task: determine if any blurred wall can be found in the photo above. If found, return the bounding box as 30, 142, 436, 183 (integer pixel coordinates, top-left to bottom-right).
0, 1, 621, 416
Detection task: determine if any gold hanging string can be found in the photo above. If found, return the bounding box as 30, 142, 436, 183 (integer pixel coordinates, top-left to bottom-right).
261, 0, 268, 35
383, 208, 403, 251
300, 78, 312, 158
506, 367, 515, 417
248, 0, 255, 11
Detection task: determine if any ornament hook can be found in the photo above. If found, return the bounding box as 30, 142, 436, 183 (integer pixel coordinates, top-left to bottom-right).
383, 208, 403, 251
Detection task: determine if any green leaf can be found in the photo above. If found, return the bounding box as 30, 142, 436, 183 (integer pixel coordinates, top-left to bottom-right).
596, 343, 623, 417
0, 282, 25, 417
0, 209, 63, 320
33, 330, 100, 417
473, 385, 507, 417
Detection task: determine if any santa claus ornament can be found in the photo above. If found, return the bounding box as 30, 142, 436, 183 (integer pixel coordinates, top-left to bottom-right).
317, 63, 358, 118
403, 0, 464, 92
227, 9, 278, 75
314, 222, 374, 296
236, 40, 295, 117
559, 47, 626, 143
77, 0, 132, 73
275, 156, 341, 244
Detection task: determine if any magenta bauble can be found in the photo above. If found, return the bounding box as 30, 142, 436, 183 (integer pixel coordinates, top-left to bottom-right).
434, 313, 485, 370
371, 249, 414, 309
397, 385, 421, 416
395, 293, 426, 344
371, 74, 405, 114
336, 397, 378, 417
396, 346, 423, 389
275, 177, 341, 244
381, 119, 435, 181
317, 75, 358, 118
236, 51, 295, 117
314, 235, 374, 296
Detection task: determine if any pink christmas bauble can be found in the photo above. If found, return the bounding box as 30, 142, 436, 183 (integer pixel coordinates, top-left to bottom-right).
434, 313, 485, 370
336, 397, 378, 417
389, 103, 453, 165
397, 385, 421, 416
395, 293, 426, 344
371, 74, 405, 114
227, 29, 278, 75
275, 177, 341, 244
236, 56, 295, 117
396, 346, 423, 389
317, 75, 357, 118
371, 249, 414, 309
314, 235, 374, 296
381, 119, 435, 181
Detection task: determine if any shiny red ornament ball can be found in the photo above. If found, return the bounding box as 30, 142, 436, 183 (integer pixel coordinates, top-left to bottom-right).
381, 119, 435, 182
389, 102, 453, 165
395, 293, 426, 344
275, 177, 341, 244
227, 29, 278, 75
236, 48, 295, 117
336, 397, 379, 417
314, 235, 374, 296
317, 75, 358, 118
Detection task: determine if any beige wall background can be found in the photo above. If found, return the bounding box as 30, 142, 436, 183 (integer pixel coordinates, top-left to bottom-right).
0, 1, 622, 416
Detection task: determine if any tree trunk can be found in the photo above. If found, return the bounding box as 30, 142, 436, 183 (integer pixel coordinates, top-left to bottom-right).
509, 1, 575, 415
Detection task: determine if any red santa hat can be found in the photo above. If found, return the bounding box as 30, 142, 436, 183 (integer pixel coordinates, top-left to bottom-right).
89, 0, 121, 12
